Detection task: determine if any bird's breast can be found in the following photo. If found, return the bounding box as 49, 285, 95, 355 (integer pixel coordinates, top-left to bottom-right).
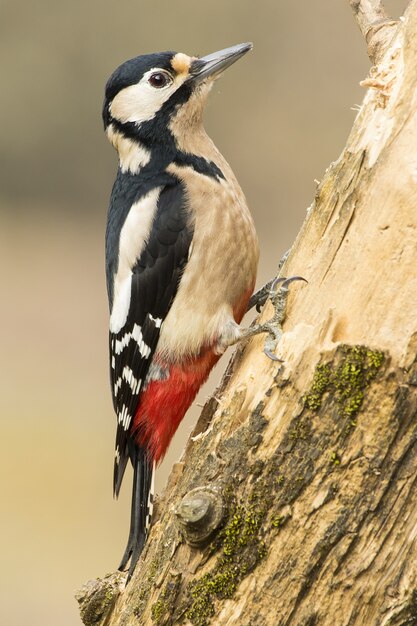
156, 162, 259, 360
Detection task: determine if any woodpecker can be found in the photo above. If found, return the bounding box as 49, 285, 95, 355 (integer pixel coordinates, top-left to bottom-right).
103, 43, 272, 579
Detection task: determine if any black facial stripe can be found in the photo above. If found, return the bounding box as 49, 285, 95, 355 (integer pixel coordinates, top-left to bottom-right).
109, 117, 225, 181
174, 153, 225, 180
107, 80, 192, 147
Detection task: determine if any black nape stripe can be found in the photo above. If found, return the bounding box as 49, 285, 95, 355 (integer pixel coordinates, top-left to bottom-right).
175, 153, 225, 181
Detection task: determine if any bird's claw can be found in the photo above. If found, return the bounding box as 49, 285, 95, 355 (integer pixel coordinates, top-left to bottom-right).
263, 324, 284, 361
251, 276, 307, 313
263, 348, 283, 362
262, 275, 307, 361
255, 298, 266, 313
269, 275, 308, 299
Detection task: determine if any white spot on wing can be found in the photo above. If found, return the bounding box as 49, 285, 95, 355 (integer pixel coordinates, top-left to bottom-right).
114, 327, 136, 355
149, 314, 162, 328
122, 366, 142, 394
114, 366, 142, 397
114, 324, 148, 355
117, 405, 132, 431
131, 324, 151, 358
114, 377, 122, 395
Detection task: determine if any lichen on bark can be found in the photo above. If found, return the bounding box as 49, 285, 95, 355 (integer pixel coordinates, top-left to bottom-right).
304, 345, 384, 421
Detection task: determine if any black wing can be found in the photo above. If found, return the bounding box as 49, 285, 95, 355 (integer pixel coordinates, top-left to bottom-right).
110, 181, 193, 495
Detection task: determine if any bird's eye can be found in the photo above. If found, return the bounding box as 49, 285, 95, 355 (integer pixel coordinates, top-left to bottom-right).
148, 72, 171, 88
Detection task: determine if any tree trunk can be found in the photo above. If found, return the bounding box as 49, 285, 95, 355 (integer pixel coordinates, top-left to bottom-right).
77, 3, 417, 624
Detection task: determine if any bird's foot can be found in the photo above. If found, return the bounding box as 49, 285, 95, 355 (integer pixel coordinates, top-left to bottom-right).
239, 275, 307, 361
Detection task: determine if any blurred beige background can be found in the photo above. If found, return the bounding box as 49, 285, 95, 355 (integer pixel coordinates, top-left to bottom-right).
0, 1, 407, 624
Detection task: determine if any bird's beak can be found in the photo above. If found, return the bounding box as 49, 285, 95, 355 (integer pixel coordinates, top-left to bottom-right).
188, 42, 253, 84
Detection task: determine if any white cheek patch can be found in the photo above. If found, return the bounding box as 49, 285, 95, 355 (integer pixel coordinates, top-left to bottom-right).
110, 69, 188, 126
107, 125, 151, 173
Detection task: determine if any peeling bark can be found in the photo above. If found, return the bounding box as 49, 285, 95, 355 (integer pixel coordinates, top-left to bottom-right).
77, 2, 417, 624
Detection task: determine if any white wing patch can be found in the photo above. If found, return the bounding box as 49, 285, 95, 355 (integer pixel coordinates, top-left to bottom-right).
110, 188, 161, 333
110, 276, 133, 335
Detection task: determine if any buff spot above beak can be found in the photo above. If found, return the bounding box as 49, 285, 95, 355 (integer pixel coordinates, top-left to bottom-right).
171, 53, 193, 76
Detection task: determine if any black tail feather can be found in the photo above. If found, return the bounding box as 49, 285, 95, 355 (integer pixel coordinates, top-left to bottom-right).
113, 425, 129, 498
118, 441, 153, 580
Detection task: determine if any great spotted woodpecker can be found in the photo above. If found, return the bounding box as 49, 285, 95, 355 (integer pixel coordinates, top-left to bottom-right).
103, 43, 290, 579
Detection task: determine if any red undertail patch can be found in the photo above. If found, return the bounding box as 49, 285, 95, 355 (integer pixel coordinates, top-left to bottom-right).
134, 349, 220, 463
134, 285, 254, 463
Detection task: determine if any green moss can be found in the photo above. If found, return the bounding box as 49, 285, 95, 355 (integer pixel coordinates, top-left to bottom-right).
77, 575, 123, 626
184, 501, 267, 626
151, 599, 166, 623
329, 451, 340, 465
304, 364, 332, 411
170, 350, 386, 625
133, 557, 161, 618
151, 572, 182, 625
304, 345, 384, 421
365, 348, 384, 373
271, 515, 283, 528
257, 541, 267, 560
289, 416, 310, 441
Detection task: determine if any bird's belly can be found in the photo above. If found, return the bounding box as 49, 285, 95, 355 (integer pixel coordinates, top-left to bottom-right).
156, 176, 258, 360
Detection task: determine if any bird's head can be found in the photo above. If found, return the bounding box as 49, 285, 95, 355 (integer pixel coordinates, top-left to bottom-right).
103, 43, 252, 169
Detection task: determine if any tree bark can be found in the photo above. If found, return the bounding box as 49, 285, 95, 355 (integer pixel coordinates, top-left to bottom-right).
348, 0, 399, 63
77, 2, 417, 624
